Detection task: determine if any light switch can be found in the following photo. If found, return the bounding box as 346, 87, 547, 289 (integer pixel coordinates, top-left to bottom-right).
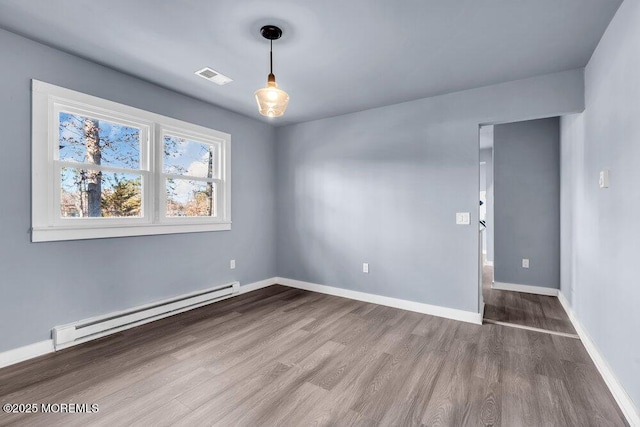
363, 263, 369, 273
456, 212, 470, 225
599, 170, 610, 188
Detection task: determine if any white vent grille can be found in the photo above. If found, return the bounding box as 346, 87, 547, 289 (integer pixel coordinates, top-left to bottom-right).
195, 67, 233, 85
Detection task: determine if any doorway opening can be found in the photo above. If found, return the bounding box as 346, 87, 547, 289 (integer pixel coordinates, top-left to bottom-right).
478, 119, 575, 336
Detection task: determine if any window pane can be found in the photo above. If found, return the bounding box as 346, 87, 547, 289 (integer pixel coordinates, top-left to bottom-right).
61, 167, 142, 218
166, 178, 215, 217
58, 112, 141, 169
164, 135, 215, 178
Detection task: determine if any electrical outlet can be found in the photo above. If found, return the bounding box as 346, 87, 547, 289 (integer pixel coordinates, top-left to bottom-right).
363, 263, 369, 273
522, 258, 529, 269
230, 259, 236, 269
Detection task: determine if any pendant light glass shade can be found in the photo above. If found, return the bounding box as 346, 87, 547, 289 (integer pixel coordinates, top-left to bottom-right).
256, 25, 289, 118
255, 74, 289, 118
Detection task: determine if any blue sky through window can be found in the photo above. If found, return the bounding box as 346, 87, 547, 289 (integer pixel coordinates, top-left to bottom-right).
163, 135, 214, 178
58, 112, 140, 169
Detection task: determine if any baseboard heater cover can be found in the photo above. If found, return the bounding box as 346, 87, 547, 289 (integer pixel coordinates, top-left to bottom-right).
52, 281, 240, 350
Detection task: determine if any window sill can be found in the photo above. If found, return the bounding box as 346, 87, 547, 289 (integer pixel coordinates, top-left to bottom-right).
32, 222, 232, 242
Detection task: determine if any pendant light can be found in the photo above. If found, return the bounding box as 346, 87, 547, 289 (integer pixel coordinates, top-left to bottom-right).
255, 25, 289, 118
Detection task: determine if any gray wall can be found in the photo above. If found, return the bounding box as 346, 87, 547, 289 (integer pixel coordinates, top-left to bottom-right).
276, 70, 583, 314
480, 147, 494, 263
560, 0, 640, 409
493, 118, 560, 289
0, 29, 277, 352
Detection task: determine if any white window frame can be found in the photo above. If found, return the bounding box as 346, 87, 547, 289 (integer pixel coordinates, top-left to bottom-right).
32, 80, 231, 242
158, 126, 227, 224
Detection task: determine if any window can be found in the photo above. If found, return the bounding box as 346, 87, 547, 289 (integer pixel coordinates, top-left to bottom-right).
162, 131, 223, 219
57, 110, 148, 221
32, 80, 231, 242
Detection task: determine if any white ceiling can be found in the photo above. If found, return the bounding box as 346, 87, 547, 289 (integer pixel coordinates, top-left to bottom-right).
0, 0, 622, 126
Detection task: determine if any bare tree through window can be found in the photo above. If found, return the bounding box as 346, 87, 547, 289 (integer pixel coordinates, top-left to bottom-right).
59, 112, 142, 218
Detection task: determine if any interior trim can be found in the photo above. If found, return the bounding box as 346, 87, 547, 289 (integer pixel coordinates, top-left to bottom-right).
0, 340, 54, 369
276, 277, 483, 325
483, 318, 579, 339
492, 281, 559, 296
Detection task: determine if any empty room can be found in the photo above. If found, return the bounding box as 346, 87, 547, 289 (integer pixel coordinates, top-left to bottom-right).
0, 1, 638, 426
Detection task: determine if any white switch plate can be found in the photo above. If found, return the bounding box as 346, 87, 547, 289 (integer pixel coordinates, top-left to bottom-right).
522, 258, 529, 268
230, 259, 236, 269
599, 170, 610, 188
363, 263, 369, 273
456, 212, 470, 225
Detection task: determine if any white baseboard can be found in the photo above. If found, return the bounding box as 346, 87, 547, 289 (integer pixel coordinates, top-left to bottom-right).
0, 340, 54, 369
492, 281, 558, 296
239, 277, 277, 294
275, 277, 482, 325
0, 277, 483, 369
558, 291, 640, 426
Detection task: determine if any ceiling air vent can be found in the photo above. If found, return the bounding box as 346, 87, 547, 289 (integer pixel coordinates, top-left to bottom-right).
195, 67, 233, 85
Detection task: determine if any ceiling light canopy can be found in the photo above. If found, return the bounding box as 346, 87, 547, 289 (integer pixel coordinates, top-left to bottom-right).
255, 25, 289, 118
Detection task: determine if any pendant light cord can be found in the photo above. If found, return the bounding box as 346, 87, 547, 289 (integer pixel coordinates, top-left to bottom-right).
270, 39, 273, 75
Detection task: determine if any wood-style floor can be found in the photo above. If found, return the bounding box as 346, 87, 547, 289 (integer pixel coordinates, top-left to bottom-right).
482, 265, 577, 335
0, 284, 627, 426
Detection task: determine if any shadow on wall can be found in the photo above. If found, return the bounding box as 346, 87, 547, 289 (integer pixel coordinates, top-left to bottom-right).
288, 151, 472, 307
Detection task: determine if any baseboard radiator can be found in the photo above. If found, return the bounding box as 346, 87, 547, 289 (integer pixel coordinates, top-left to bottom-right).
52, 281, 240, 350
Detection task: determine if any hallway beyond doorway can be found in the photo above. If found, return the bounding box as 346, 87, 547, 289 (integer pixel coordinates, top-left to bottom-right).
482, 265, 576, 336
